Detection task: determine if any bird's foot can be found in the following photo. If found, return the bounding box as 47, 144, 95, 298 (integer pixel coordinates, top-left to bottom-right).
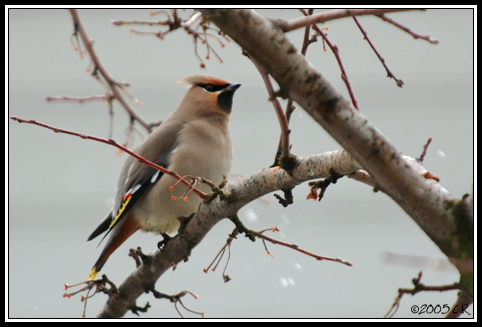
157, 233, 172, 250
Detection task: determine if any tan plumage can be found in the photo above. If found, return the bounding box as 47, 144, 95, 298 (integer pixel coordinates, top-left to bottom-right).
87, 75, 240, 279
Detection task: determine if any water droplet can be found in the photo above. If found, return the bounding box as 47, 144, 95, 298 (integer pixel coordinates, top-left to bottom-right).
280, 278, 288, 287
280, 277, 295, 287
280, 214, 290, 224
244, 207, 258, 223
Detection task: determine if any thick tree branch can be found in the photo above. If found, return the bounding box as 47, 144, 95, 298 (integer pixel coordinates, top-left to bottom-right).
199, 7, 472, 297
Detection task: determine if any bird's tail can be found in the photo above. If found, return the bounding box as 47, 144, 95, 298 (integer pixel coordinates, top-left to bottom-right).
88, 215, 141, 280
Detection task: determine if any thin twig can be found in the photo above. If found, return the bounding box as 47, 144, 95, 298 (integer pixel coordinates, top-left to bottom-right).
114, 9, 184, 40
247, 53, 291, 160
69, 9, 153, 133
64, 274, 119, 318
353, 16, 404, 88
204, 230, 238, 283
111, 19, 172, 26
255, 229, 353, 266
299, 9, 315, 56
384, 271, 461, 318
10, 116, 207, 199
301, 10, 359, 109
151, 289, 203, 318
230, 215, 352, 267
418, 136, 433, 163
45, 94, 110, 102
189, 24, 225, 67
376, 13, 439, 44
114, 10, 226, 69
282, 9, 421, 32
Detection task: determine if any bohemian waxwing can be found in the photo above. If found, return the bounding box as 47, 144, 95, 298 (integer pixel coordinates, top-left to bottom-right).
87, 75, 241, 280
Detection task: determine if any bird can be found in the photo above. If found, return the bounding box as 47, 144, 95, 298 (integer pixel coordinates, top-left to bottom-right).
87, 75, 241, 280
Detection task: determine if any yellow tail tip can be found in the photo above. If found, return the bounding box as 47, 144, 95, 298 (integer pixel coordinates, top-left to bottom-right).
88, 267, 100, 280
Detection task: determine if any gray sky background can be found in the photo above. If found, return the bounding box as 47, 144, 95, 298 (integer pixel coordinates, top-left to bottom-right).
8, 8, 474, 319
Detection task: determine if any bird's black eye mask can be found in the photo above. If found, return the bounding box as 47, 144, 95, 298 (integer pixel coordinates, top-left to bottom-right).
198, 83, 230, 92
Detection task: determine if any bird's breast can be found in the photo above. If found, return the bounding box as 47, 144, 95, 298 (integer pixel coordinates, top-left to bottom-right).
131, 119, 233, 234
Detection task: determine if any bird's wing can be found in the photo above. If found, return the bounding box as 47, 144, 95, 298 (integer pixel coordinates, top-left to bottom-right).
87, 119, 186, 243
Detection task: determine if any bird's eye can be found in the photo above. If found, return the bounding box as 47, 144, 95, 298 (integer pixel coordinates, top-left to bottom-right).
199, 83, 230, 92
201, 83, 215, 92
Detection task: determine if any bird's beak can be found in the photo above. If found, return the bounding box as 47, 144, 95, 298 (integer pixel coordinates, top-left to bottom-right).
224, 83, 241, 92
